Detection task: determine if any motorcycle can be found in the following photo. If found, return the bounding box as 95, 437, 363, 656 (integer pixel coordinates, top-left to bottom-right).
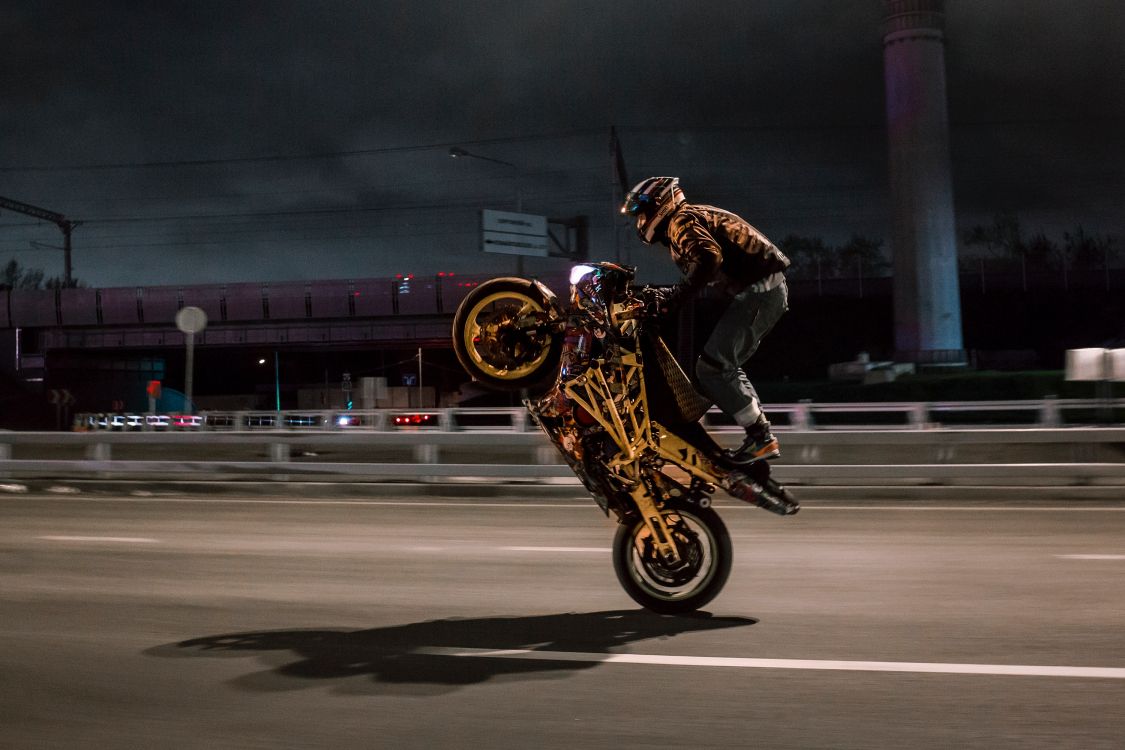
452, 262, 798, 613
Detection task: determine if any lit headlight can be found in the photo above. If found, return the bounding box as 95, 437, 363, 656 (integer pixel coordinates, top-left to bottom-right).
569, 264, 597, 286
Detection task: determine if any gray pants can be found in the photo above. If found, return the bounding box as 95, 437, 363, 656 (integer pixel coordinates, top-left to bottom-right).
694, 281, 788, 424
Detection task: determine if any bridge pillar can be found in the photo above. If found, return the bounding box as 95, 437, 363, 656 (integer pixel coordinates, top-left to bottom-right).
883, 0, 965, 363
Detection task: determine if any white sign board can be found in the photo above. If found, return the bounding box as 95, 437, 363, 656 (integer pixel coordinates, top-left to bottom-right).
1065, 348, 1125, 381
481, 209, 549, 257
1111, 348, 1125, 381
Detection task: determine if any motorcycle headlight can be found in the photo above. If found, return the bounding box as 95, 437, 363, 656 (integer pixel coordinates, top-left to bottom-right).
569, 264, 598, 286
570, 265, 601, 310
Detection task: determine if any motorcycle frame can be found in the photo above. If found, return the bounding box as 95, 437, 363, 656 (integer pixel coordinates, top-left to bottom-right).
547, 333, 728, 567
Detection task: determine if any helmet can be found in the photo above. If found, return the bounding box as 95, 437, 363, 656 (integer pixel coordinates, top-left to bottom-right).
620, 176, 685, 244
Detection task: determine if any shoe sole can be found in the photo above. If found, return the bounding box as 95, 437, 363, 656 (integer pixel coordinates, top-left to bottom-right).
727, 442, 780, 465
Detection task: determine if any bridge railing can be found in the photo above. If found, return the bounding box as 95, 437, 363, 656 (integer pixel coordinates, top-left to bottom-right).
71, 397, 1124, 433
1, 426, 1123, 488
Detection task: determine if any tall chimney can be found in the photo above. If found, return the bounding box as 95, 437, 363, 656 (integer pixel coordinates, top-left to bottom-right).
883, 0, 964, 362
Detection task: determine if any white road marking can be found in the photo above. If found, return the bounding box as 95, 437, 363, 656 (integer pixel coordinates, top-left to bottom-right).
502, 546, 610, 553
718, 505, 1125, 512
78, 498, 592, 508
419, 647, 1125, 679
37, 535, 159, 544
1055, 554, 1125, 560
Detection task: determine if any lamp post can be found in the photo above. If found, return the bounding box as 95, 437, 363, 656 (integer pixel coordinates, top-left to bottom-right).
174, 307, 207, 415
449, 146, 526, 274
258, 354, 280, 411
448, 147, 523, 211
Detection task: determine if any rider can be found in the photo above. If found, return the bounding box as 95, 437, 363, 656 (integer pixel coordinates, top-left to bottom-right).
621, 176, 790, 464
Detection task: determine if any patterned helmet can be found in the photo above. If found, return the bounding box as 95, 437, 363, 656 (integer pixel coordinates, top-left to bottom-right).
620, 176, 685, 244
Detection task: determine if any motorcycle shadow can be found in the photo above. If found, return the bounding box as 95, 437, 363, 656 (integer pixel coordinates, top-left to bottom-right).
147, 609, 757, 696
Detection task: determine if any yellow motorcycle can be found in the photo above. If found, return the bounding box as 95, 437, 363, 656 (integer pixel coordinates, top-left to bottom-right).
453, 262, 798, 613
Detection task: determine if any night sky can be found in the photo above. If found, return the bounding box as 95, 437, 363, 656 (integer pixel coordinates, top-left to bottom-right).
2, 1, 1122, 288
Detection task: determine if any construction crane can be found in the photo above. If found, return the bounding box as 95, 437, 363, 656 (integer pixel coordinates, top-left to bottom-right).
0, 196, 78, 286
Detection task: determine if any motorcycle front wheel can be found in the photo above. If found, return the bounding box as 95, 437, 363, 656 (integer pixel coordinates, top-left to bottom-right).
612, 504, 732, 614
452, 277, 562, 393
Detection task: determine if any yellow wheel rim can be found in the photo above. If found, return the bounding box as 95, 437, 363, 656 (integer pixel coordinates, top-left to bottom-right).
461, 291, 552, 381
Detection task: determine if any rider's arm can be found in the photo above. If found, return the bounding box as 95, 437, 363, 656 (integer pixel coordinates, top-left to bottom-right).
667, 213, 722, 301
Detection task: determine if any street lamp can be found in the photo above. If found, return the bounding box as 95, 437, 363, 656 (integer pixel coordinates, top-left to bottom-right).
448, 146, 522, 212
449, 146, 528, 273
257, 354, 280, 411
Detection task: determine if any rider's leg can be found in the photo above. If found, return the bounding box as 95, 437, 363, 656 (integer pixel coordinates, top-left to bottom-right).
695, 282, 788, 462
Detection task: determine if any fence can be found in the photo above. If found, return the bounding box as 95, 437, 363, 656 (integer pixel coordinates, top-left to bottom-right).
73, 397, 1125, 433
3, 416, 1123, 489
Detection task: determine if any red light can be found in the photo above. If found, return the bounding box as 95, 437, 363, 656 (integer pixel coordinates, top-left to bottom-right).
393, 413, 434, 427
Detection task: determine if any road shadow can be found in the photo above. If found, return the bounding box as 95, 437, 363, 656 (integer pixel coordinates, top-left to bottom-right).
147, 609, 757, 696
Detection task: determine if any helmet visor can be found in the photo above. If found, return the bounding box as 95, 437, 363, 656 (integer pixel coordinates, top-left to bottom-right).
621, 191, 654, 216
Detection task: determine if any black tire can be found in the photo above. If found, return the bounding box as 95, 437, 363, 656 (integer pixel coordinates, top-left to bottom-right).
612, 504, 733, 614
452, 278, 563, 393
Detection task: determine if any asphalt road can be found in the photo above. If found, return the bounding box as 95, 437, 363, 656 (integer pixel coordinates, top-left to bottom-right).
2, 487, 1123, 749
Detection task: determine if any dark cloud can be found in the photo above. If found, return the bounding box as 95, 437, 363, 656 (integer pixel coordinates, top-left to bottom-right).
1, 1, 1122, 286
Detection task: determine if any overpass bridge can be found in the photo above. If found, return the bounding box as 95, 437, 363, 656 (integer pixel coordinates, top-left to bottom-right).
1, 272, 577, 417
1, 271, 552, 352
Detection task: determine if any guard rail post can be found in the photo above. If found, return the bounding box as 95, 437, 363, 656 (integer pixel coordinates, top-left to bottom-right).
535, 444, 559, 467
86, 441, 111, 479
268, 442, 289, 462
414, 443, 439, 482
86, 442, 111, 461
0, 443, 10, 479
437, 409, 457, 432
792, 401, 812, 430
1041, 396, 1061, 428
269, 442, 290, 482
910, 403, 929, 429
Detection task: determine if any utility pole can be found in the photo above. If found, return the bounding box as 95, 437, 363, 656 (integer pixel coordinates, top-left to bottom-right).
0, 196, 78, 286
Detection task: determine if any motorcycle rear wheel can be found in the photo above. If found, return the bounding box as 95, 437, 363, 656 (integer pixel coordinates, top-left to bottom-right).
612, 504, 732, 614
452, 278, 562, 393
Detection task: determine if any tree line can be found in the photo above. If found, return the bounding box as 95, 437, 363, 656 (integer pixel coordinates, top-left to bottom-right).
778, 216, 1117, 288
961, 214, 1118, 290
1, 259, 82, 290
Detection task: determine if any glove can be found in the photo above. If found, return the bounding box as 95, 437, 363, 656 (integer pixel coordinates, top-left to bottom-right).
641, 285, 683, 318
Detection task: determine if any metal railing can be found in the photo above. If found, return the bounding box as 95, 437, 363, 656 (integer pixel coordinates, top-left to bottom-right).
3, 425, 1123, 489
72, 397, 1125, 433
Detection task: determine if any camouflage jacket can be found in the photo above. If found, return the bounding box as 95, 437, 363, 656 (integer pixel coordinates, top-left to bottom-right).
664, 203, 790, 298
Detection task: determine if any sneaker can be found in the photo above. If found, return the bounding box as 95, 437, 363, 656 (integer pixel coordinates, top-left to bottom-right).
727, 421, 780, 464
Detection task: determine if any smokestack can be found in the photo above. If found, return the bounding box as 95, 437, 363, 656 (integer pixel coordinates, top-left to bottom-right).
883, 0, 965, 363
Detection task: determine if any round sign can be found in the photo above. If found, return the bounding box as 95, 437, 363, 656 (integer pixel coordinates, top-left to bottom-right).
175, 306, 208, 334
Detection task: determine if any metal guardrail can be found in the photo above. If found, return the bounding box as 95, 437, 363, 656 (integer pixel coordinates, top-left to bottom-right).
2, 426, 1123, 487
72, 398, 1125, 433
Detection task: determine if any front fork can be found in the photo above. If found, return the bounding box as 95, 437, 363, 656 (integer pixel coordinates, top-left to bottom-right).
625, 477, 683, 566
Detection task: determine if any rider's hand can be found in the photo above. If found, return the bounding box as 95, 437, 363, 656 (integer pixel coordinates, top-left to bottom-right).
641, 285, 683, 318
